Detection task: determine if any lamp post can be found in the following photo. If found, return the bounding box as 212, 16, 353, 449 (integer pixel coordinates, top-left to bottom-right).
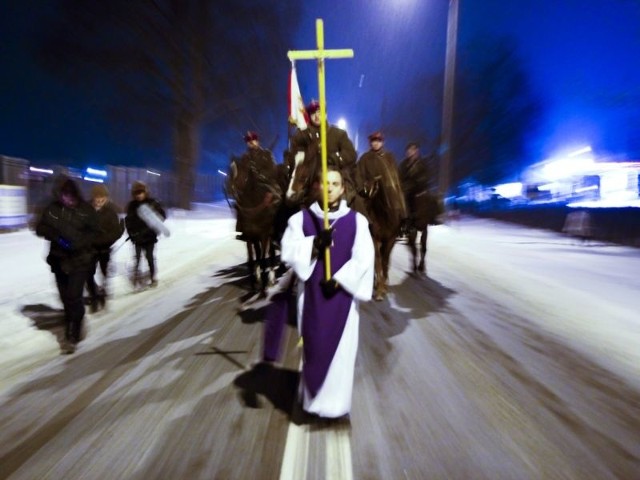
439, 0, 459, 199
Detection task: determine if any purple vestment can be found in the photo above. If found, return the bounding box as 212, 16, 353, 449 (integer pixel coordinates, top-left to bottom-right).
301, 208, 356, 397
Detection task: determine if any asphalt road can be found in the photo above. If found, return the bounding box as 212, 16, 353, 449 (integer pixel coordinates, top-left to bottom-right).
0, 218, 638, 479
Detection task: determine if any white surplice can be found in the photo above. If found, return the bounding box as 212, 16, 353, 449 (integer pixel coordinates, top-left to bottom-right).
281, 200, 374, 417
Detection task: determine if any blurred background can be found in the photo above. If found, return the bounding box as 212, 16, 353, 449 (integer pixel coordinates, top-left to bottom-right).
2, 0, 640, 219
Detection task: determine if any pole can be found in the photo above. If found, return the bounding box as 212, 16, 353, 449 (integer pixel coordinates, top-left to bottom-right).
440, 0, 459, 201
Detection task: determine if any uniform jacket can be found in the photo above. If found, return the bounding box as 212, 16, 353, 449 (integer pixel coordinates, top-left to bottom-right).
125, 197, 166, 245
399, 155, 431, 198
292, 123, 357, 171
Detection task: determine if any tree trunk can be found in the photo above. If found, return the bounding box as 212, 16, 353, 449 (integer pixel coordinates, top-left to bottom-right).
173, 112, 200, 210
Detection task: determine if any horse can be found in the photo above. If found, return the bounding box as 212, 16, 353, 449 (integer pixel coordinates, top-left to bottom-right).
226, 155, 282, 296
406, 191, 442, 274
284, 144, 320, 209
356, 159, 406, 301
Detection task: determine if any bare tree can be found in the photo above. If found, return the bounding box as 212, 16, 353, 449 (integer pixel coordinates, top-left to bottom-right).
451, 36, 545, 187
36, 0, 301, 208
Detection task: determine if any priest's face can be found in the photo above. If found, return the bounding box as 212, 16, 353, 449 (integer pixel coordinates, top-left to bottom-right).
325, 170, 344, 207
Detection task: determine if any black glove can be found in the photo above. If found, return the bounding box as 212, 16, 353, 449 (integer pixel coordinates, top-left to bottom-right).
320, 278, 340, 298
313, 228, 333, 251
56, 236, 72, 250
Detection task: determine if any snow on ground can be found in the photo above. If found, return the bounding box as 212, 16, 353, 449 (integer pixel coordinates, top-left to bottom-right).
1, 203, 639, 395
0, 202, 242, 392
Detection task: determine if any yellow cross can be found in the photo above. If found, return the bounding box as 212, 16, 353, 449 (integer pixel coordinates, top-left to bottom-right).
287, 19, 354, 280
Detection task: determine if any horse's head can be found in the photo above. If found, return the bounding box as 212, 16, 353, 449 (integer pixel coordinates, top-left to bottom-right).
360, 175, 382, 199
285, 149, 319, 207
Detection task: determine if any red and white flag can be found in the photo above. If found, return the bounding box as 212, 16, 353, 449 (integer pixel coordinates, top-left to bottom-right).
288, 63, 307, 129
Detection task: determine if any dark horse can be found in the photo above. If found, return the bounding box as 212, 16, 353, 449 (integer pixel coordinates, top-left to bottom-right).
406, 191, 442, 274
226, 156, 282, 295
356, 166, 406, 301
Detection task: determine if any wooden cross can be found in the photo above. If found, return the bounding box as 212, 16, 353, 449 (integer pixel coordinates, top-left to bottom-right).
287, 19, 354, 280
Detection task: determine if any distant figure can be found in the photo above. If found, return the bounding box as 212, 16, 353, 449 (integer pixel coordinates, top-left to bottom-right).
281, 165, 374, 419
125, 181, 167, 288
563, 209, 593, 244
35, 175, 100, 354
86, 184, 124, 312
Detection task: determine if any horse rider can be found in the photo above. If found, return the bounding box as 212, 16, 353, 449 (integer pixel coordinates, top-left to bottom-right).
231, 131, 279, 241
355, 130, 406, 224
398, 142, 438, 233
291, 100, 357, 205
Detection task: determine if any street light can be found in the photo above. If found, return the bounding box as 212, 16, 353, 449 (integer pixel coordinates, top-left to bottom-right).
439, 0, 459, 200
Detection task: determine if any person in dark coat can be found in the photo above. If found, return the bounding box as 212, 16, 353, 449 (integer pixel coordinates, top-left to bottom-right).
35, 175, 100, 354
86, 184, 124, 312
124, 181, 166, 287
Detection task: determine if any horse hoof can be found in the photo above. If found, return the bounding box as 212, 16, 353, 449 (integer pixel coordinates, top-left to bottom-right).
374, 293, 384, 301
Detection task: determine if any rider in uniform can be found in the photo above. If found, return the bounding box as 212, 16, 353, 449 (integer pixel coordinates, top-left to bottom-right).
398, 142, 436, 231
291, 100, 357, 205
355, 131, 406, 222
231, 131, 278, 241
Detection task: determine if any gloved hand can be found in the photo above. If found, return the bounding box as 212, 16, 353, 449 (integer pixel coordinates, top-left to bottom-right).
313, 228, 333, 251
56, 236, 72, 250
320, 278, 340, 298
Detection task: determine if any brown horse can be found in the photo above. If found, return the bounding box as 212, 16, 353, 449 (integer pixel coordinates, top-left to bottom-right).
226, 155, 282, 295
406, 191, 442, 274
356, 163, 406, 301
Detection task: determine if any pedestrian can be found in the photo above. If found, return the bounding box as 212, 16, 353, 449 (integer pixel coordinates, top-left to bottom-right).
124, 181, 166, 288
35, 175, 100, 354
291, 100, 357, 205
228, 131, 279, 241
86, 184, 124, 312
280, 165, 375, 419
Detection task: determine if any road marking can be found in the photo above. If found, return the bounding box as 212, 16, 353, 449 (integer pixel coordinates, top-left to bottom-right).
326, 427, 353, 480
279, 422, 309, 480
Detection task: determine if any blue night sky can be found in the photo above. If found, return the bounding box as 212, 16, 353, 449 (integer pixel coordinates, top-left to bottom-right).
1, 0, 640, 175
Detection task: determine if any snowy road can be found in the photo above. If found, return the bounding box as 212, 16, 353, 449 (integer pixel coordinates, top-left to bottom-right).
0, 205, 639, 478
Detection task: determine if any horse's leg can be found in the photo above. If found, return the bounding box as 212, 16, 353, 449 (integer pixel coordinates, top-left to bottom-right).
418, 226, 428, 273
379, 237, 394, 296
246, 241, 257, 291
373, 238, 384, 301
259, 237, 272, 296
407, 228, 418, 272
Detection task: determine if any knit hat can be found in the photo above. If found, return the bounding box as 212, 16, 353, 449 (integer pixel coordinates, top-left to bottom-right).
305, 100, 320, 115
91, 184, 109, 198
244, 131, 259, 142
131, 181, 148, 196
368, 131, 384, 142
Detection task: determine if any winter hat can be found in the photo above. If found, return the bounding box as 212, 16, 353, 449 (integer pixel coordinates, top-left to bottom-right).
305, 100, 320, 115
131, 181, 148, 196
244, 131, 259, 142
368, 131, 384, 142
56, 175, 83, 201
91, 184, 109, 198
